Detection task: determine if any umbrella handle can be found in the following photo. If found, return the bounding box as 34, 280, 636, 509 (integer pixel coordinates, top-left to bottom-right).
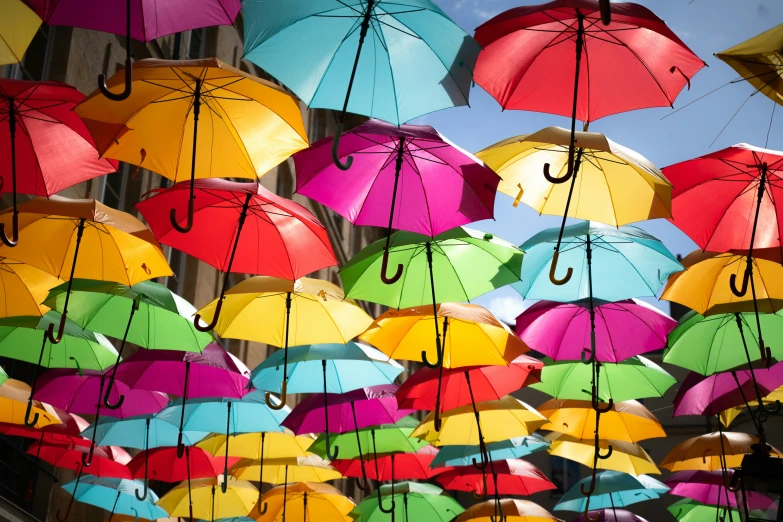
322, 360, 339, 460
331, 122, 353, 170
670, 66, 691, 90
98, 0, 132, 101
380, 248, 403, 285
591, 393, 613, 413
598, 0, 611, 24
580, 347, 595, 365
421, 341, 442, 369
0, 213, 19, 247
102, 377, 125, 410
194, 298, 222, 332
583, 496, 600, 522
543, 158, 574, 184
729, 268, 750, 297
471, 487, 487, 501
354, 476, 369, 491
597, 444, 613, 460
170, 196, 195, 233
580, 466, 598, 496
265, 381, 288, 410
134, 478, 148, 501
56, 497, 75, 522
46, 314, 67, 344
548, 251, 573, 286
23, 400, 39, 427
257, 501, 268, 515
378, 491, 396, 513
81, 444, 95, 467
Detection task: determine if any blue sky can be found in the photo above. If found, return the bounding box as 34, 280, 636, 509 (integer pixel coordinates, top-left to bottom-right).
410, 0, 783, 322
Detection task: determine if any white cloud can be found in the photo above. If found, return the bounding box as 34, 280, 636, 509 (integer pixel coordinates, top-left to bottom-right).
486, 294, 529, 325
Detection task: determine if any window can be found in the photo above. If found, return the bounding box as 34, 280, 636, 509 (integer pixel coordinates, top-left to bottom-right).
549, 455, 581, 496
100, 163, 129, 211
188, 28, 206, 60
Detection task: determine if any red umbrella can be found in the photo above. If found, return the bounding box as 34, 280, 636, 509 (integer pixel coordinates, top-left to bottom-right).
395, 355, 543, 413
27, 439, 132, 479
127, 446, 239, 483
136, 179, 338, 331
0, 79, 117, 246
0, 406, 88, 439
436, 459, 556, 497
332, 446, 449, 481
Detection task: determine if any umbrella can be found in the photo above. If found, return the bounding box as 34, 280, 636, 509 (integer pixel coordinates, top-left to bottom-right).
573, 510, 649, 522
0, 407, 87, 439
157, 477, 257, 521
349, 482, 464, 522
436, 459, 556, 497
0, 377, 61, 429
716, 25, 783, 107
197, 431, 312, 461
76, 59, 308, 231
720, 386, 783, 428
531, 356, 676, 402
60, 475, 167, 522
539, 399, 665, 443
231, 455, 341, 484
454, 498, 559, 522
0, 258, 62, 317
547, 434, 660, 476
243, 0, 480, 168
112, 344, 251, 457
516, 299, 676, 363
81, 415, 209, 451
308, 417, 428, 461
665, 470, 775, 510
0, 79, 117, 246
136, 179, 338, 331
28, 438, 131, 479
430, 435, 550, 469
412, 397, 547, 446
250, 341, 404, 395
554, 471, 668, 513
128, 446, 238, 483
668, 499, 740, 522
473, 1, 703, 184
333, 445, 445, 482
255, 482, 354, 522
660, 432, 780, 472
295, 120, 499, 281
196, 276, 374, 407
0, 0, 40, 65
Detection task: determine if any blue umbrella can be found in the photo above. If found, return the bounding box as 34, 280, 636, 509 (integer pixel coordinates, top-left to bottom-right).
554, 471, 669, 513
242, 0, 480, 168
430, 435, 550, 469
250, 342, 404, 394
59, 475, 168, 522
157, 390, 290, 493
81, 415, 210, 450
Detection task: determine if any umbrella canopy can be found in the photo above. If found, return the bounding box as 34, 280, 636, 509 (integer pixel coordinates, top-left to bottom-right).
28, 439, 131, 479
396, 354, 542, 413
333, 446, 445, 481
231, 455, 340, 484
665, 470, 775, 510
308, 417, 428, 460
716, 25, 783, 107
0, 258, 61, 318
531, 356, 676, 402
476, 127, 671, 224
515, 221, 681, 302
350, 482, 464, 522
660, 432, 779, 471
255, 482, 354, 522
197, 431, 312, 460
412, 397, 547, 446
547, 434, 660, 476
61, 475, 167, 521
127, 446, 239, 483
43, 279, 211, 352
454, 499, 559, 522
554, 471, 668, 512
430, 435, 550, 469
720, 386, 783, 427
539, 399, 665, 443
573, 510, 650, 522
0, 378, 59, 428
242, 0, 479, 127
250, 342, 404, 395
668, 498, 740, 522
516, 299, 676, 363
436, 459, 556, 496
341, 228, 523, 309
673, 365, 783, 417
81, 416, 209, 451
664, 310, 783, 375
157, 477, 257, 520
0, 406, 87, 439
0, 0, 40, 64
295, 119, 499, 238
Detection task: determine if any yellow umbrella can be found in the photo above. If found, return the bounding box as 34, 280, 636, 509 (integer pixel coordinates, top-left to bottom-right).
721, 386, 783, 427
538, 399, 665, 443
196, 276, 374, 408
231, 455, 342, 484
256, 482, 354, 522
0, 378, 59, 429
454, 499, 561, 522
716, 23, 783, 107
0, 196, 171, 342
0, 0, 41, 65
659, 431, 781, 472
0, 258, 62, 318
411, 396, 547, 446
76, 58, 308, 231
547, 433, 660, 476
197, 430, 313, 460
157, 476, 257, 520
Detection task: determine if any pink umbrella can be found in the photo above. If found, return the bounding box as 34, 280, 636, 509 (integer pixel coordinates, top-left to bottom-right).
515, 299, 676, 363
112, 343, 250, 458
573, 510, 649, 522
295, 119, 499, 283
665, 470, 775, 510
673, 364, 783, 418
33, 368, 168, 467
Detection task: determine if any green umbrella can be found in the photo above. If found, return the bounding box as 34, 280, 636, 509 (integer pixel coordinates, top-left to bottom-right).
664, 310, 783, 376
0, 366, 8, 388
667, 499, 739, 522
530, 355, 676, 402
308, 417, 428, 460
44, 279, 212, 410
350, 482, 464, 522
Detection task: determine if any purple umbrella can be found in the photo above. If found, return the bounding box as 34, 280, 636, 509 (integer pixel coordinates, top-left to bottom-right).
665, 470, 775, 510
112, 344, 251, 457
33, 368, 168, 467
573, 510, 649, 522
295, 119, 499, 283
673, 364, 783, 418
515, 299, 676, 363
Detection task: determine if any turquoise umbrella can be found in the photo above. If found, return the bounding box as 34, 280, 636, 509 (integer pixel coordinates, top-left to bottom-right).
81, 415, 210, 450
430, 435, 550, 469
555, 471, 669, 513
513, 221, 682, 303
250, 341, 404, 394
59, 475, 168, 522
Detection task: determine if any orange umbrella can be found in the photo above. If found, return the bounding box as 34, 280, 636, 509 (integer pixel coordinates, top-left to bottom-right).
660, 431, 781, 472
538, 399, 665, 443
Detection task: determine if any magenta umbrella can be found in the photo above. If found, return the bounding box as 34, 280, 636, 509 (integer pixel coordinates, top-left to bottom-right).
295, 119, 500, 284
112, 343, 251, 457
33, 368, 168, 467
672, 364, 783, 418
665, 470, 775, 510
515, 298, 676, 363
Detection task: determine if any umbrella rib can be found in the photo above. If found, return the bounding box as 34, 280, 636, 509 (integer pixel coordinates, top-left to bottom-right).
370, 17, 401, 124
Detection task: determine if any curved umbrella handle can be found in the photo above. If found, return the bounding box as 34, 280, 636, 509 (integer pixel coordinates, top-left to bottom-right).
549, 251, 573, 286
592, 397, 613, 413
421, 340, 443, 369
580, 474, 597, 496
194, 298, 222, 332
81, 444, 95, 467
471, 486, 487, 500
136, 419, 150, 500
23, 400, 39, 427
597, 444, 613, 460
543, 160, 574, 184
729, 269, 750, 297
598, 0, 611, 24
582, 495, 600, 522
378, 492, 395, 513
102, 377, 125, 410
221, 402, 232, 494
257, 501, 268, 515
46, 314, 67, 344
322, 361, 339, 460
134, 478, 148, 501
56, 497, 75, 522
265, 381, 288, 410
702, 449, 712, 464
98, 0, 132, 100
0, 213, 19, 247
331, 123, 353, 170
170, 197, 195, 233
354, 476, 369, 491
380, 248, 403, 285
580, 346, 595, 365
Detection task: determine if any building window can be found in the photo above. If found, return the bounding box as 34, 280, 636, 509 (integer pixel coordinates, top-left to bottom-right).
549, 455, 581, 496
188, 28, 206, 59
100, 163, 129, 211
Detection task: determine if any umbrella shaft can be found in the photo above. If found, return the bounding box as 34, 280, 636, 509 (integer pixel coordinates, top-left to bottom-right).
61, 219, 87, 317
283, 292, 292, 381
189, 80, 203, 198
220, 191, 253, 296
385, 137, 406, 241
745, 163, 768, 262
351, 403, 368, 483
570, 13, 584, 134
425, 243, 441, 355
8, 100, 16, 212
339, 0, 375, 120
